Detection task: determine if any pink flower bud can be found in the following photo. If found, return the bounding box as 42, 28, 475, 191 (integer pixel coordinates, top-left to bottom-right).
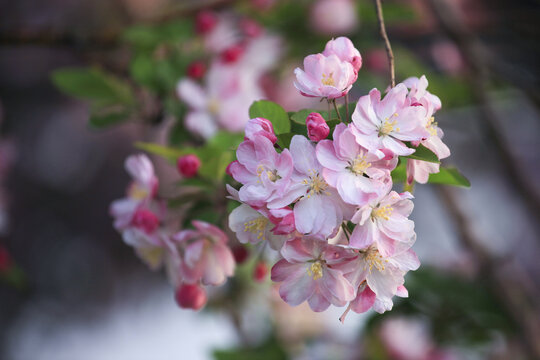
175, 284, 207, 310
0, 245, 12, 272
220, 44, 244, 64
186, 61, 206, 79
240, 19, 262, 38
195, 11, 218, 34
245, 117, 277, 144
177, 154, 201, 178
131, 208, 160, 234
253, 261, 268, 282
306, 112, 330, 142
232, 245, 250, 264
351, 56, 362, 72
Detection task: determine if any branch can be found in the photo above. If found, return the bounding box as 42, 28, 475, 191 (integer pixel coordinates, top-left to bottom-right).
373, 0, 395, 88
428, 0, 540, 229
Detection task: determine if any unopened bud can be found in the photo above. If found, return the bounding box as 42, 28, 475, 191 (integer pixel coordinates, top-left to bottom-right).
221, 44, 244, 64
0, 245, 12, 272
253, 261, 268, 282
195, 11, 218, 34
232, 245, 250, 264
177, 154, 201, 178
306, 112, 330, 142
175, 283, 207, 310
186, 61, 206, 79
131, 209, 160, 234
245, 117, 277, 144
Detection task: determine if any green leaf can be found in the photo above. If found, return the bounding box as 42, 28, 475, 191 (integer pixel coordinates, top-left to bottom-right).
135, 142, 195, 162
89, 109, 131, 128
429, 167, 471, 188
290, 109, 328, 124
391, 161, 407, 183
404, 144, 440, 163
249, 100, 290, 134
277, 133, 294, 149
51, 68, 134, 105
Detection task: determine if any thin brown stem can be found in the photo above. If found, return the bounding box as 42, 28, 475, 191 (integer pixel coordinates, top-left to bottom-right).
373, 0, 395, 88
345, 94, 350, 121
332, 99, 342, 122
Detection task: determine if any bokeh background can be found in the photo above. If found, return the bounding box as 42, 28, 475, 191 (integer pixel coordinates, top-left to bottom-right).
0, 0, 539, 359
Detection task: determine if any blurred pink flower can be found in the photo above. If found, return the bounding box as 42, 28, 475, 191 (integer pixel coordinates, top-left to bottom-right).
311, 0, 358, 35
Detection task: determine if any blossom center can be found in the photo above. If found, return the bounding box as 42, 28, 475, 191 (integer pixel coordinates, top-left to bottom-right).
129, 183, 149, 200
426, 116, 438, 136
372, 204, 393, 221
349, 155, 371, 175
363, 248, 388, 273
257, 165, 280, 182
379, 113, 400, 136
244, 217, 268, 240
303, 172, 329, 196
321, 73, 335, 86
207, 98, 220, 115
307, 261, 324, 280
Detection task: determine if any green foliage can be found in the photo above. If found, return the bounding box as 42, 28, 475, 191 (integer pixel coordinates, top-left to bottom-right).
213, 336, 288, 360
365, 267, 516, 347
51, 67, 135, 128
249, 100, 291, 134
404, 144, 440, 163
428, 166, 471, 188
123, 20, 194, 50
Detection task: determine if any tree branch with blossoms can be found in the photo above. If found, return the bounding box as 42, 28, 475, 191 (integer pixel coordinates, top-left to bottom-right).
373, 0, 395, 88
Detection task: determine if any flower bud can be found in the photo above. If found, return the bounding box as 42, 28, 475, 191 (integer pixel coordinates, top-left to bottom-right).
131, 209, 160, 234
240, 19, 262, 38
245, 117, 277, 144
221, 44, 244, 64
186, 61, 206, 79
177, 154, 201, 178
0, 245, 12, 272
175, 284, 207, 310
306, 112, 330, 142
351, 56, 362, 72
195, 11, 217, 34
253, 261, 268, 282
232, 245, 250, 264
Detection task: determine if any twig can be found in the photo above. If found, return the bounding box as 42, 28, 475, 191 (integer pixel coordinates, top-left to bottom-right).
332, 99, 343, 122
345, 94, 350, 121
373, 0, 395, 88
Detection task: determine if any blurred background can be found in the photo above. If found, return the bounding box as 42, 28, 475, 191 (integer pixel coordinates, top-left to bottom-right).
0, 0, 539, 359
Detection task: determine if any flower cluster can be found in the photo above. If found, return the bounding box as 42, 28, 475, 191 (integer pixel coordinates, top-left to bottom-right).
227, 37, 450, 318
177, 11, 282, 138
110, 154, 236, 310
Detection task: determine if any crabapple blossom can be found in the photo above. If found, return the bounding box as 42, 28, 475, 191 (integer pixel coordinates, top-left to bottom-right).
351, 84, 430, 156
177, 154, 201, 178
170, 220, 235, 286
294, 53, 356, 99
311, 0, 358, 36
195, 11, 218, 35
228, 135, 294, 208
221, 44, 245, 64
350, 190, 416, 257
306, 112, 330, 142
175, 283, 207, 310
345, 246, 420, 314
244, 117, 277, 144
271, 237, 357, 311
272, 135, 353, 239
316, 123, 397, 206
323, 37, 362, 73
403, 76, 450, 184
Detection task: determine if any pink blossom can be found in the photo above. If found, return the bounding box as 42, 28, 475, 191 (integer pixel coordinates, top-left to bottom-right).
306, 112, 330, 142
122, 226, 169, 271
228, 204, 288, 250
345, 247, 420, 314
228, 135, 294, 208
267, 207, 296, 235
171, 220, 235, 286
272, 135, 354, 239
350, 191, 416, 257
271, 237, 357, 311
220, 44, 245, 64
351, 84, 430, 156
316, 123, 397, 206
177, 154, 201, 178
323, 37, 362, 72
195, 11, 218, 34
294, 53, 355, 99
244, 117, 277, 144
186, 61, 206, 79
403, 76, 450, 184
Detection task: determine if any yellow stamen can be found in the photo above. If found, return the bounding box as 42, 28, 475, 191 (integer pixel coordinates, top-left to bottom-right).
302, 172, 329, 197
350, 155, 371, 175
207, 98, 220, 115
426, 116, 438, 136
321, 73, 335, 86
372, 204, 393, 221
364, 248, 388, 273
307, 261, 324, 280
243, 217, 268, 240
129, 184, 149, 200
379, 116, 400, 136
257, 165, 280, 182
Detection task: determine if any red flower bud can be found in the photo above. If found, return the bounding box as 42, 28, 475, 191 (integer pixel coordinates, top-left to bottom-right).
186, 61, 206, 79
195, 11, 218, 34
306, 112, 330, 142
175, 284, 207, 310
232, 245, 250, 264
220, 44, 244, 64
253, 261, 268, 282
177, 154, 201, 178
131, 209, 160, 234
0, 245, 12, 272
